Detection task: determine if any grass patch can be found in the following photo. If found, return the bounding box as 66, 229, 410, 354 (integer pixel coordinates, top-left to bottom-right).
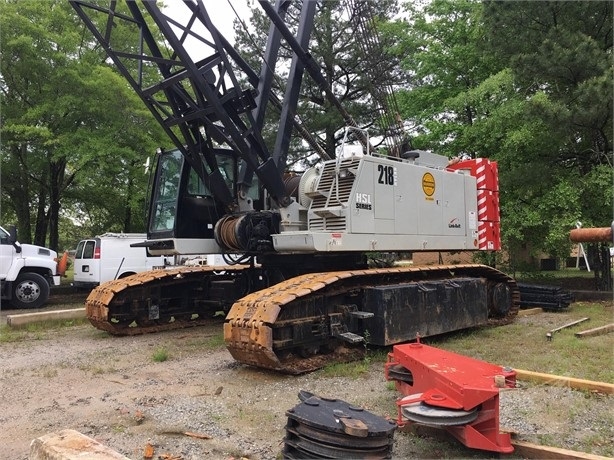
90, 365, 118, 375
204, 332, 225, 349
0, 325, 27, 343
321, 359, 371, 378
37, 367, 59, 378
177, 332, 226, 353
517, 267, 596, 280
427, 301, 613, 382
321, 349, 388, 378
60, 267, 75, 286
152, 347, 169, 362
0, 317, 90, 342
21, 318, 89, 332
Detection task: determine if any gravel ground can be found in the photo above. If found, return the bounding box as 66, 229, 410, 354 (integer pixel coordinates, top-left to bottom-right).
0, 296, 612, 459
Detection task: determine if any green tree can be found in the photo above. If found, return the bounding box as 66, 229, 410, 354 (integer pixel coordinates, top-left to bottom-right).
481, 1, 613, 263
388, 0, 612, 266
0, 0, 166, 250
385, 0, 504, 157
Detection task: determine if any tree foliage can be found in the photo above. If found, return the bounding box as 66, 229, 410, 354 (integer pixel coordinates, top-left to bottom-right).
0, 0, 166, 250
387, 0, 612, 264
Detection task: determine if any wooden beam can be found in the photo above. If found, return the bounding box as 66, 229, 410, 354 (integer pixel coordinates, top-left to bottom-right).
404, 426, 608, 459
512, 439, 612, 460
575, 323, 614, 338
514, 369, 614, 394
517, 307, 542, 317
7, 308, 86, 327
549, 317, 589, 334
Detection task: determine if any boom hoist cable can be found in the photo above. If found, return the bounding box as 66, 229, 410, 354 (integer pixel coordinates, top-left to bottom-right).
229, 0, 331, 163
258, 0, 376, 156
346, 0, 410, 157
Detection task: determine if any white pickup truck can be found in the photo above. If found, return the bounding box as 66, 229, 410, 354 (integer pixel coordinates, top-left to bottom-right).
0, 225, 61, 309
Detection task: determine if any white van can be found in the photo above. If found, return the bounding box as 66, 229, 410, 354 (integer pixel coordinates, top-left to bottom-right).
73, 233, 174, 288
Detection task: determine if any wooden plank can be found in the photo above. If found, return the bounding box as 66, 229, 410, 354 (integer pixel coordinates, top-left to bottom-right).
517, 307, 542, 317
549, 317, 589, 334
404, 425, 606, 459
575, 323, 614, 338
7, 308, 86, 327
512, 439, 612, 460
514, 369, 614, 394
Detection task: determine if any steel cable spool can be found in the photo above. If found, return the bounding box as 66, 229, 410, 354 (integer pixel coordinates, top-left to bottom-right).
282, 391, 396, 459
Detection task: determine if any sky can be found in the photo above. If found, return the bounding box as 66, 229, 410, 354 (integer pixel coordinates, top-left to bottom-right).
162, 0, 253, 56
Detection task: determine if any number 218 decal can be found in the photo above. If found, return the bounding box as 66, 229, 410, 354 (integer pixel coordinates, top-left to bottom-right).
377, 164, 396, 186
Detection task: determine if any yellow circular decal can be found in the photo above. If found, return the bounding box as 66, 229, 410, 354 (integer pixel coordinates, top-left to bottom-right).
422, 172, 435, 196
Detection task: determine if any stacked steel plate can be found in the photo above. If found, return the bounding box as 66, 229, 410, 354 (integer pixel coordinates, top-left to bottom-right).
282, 390, 397, 459
518, 283, 574, 311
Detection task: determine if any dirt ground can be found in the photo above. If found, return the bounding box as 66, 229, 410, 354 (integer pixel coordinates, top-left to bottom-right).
0, 313, 405, 460
0, 290, 612, 459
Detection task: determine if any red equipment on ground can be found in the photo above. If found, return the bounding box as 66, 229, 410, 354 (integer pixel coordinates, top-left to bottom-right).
385, 339, 516, 454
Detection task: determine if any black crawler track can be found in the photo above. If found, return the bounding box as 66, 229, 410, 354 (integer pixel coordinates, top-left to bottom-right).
224, 264, 519, 373
84, 264, 519, 372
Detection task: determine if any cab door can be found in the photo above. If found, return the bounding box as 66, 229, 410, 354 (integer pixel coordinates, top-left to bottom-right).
0, 227, 17, 279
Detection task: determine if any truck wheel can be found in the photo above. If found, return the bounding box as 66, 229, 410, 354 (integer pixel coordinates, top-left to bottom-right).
10, 273, 50, 309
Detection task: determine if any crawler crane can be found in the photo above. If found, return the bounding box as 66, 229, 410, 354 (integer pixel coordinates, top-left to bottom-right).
70, 0, 518, 373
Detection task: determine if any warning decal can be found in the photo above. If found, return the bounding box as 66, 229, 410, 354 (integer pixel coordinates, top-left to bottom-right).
422, 172, 435, 197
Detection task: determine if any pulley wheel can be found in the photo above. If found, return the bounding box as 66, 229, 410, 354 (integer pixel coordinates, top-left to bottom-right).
401, 397, 478, 427
387, 364, 414, 384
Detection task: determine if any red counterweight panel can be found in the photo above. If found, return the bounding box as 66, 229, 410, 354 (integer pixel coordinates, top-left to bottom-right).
478, 221, 501, 251
448, 158, 500, 250
477, 190, 499, 223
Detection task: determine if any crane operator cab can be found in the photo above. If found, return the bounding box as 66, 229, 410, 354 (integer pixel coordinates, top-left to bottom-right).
143, 148, 260, 257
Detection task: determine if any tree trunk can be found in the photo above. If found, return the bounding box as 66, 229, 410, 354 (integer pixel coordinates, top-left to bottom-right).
34, 180, 48, 248
47, 158, 66, 251
123, 175, 134, 232
11, 144, 33, 244
594, 244, 612, 291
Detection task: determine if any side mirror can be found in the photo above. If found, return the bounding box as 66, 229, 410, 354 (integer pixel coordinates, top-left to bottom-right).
8, 225, 17, 244
8, 225, 21, 253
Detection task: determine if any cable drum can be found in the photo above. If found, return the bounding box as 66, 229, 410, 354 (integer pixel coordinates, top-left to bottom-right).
214, 211, 281, 252
298, 167, 320, 208
214, 214, 244, 251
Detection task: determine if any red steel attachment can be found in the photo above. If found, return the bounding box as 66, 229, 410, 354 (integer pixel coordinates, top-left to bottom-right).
385, 340, 516, 453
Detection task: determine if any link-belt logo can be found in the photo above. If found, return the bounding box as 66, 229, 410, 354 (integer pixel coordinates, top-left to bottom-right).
355, 193, 372, 210
448, 217, 461, 229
